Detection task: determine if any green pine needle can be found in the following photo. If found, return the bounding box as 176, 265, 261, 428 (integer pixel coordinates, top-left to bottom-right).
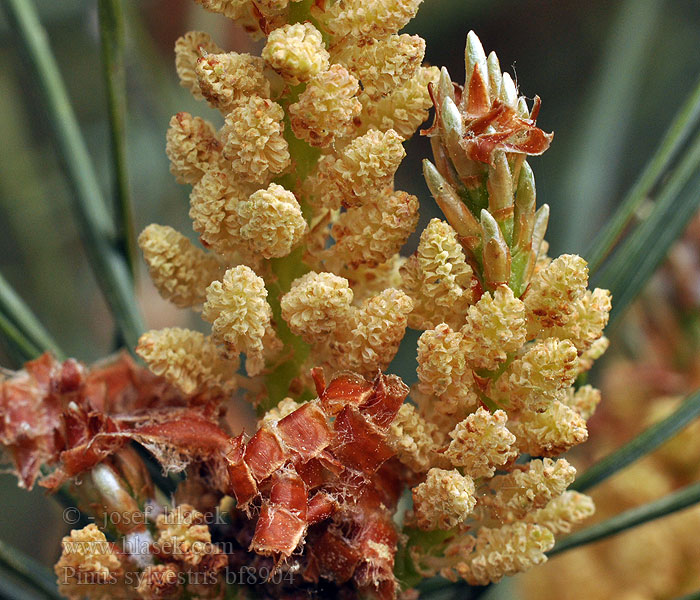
0, 0, 145, 353
572, 389, 700, 492
99, 0, 137, 278
557, 0, 661, 253
548, 480, 700, 557
0, 312, 42, 363
586, 75, 700, 272
0, 271, 63, 359
0, 538, 62, 600
593, 128, 700, 326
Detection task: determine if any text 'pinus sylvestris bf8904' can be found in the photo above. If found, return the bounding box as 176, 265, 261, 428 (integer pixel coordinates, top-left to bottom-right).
0, 3, 612, 600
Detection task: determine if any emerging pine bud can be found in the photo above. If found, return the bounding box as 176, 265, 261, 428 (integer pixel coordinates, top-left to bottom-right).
118, 8, 611, 598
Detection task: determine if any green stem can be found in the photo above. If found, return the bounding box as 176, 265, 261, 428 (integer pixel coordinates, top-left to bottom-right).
586, 75, 700, 272
0, 271, 63, 359
99, 0, 136, 277
0, 0, 145, 353
263, 250, 311, 415
548, 480, 700, 557
0, 538, 62, 600
258, 84, 321, 414
572, 388, 700, 492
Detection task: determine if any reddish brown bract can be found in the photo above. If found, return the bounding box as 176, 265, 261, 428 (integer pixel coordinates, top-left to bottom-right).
225, 371, 408, 597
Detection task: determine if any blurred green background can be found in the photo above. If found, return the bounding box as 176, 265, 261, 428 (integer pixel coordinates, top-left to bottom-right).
0, 0, 699, 589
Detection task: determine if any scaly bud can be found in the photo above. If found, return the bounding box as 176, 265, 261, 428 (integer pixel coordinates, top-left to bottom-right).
438, 66, 456, 104
442, 96, 481, 181
487, 51, 502, 103
88, 462, 144, 535
500, 72, 518, 108
513, 162, 536, 253
464, 30, 489, 113
487, 151, 514, 220
423, 160, 480, 240
481, 209, 511, 289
